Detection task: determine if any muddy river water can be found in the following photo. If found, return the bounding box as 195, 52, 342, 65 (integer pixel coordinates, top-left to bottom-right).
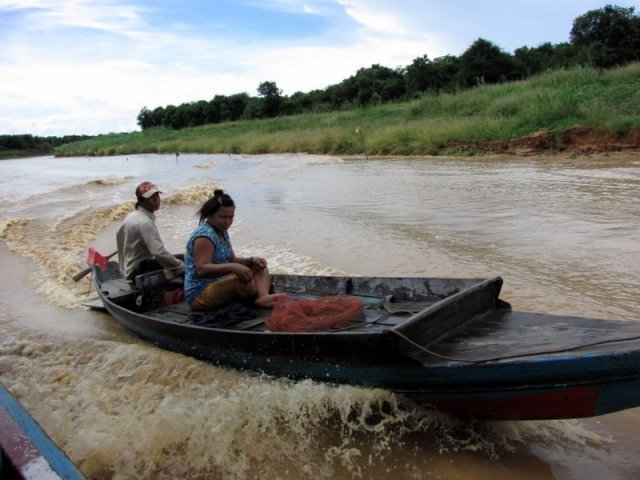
0, 152, 638, 479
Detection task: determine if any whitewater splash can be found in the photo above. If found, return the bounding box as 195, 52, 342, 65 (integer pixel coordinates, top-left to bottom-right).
0, 317, 612, 480
0, 180, 221, 308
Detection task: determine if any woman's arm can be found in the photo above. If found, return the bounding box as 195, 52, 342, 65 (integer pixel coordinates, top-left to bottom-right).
194, 237, 253, 281
230, 253, 267, 271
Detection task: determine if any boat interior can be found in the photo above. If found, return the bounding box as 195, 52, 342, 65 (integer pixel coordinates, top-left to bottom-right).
95, 262, 481, 334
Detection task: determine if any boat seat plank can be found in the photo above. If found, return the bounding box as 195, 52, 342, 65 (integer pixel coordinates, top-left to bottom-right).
410, 310, 640, 365
100, 278, 135, 302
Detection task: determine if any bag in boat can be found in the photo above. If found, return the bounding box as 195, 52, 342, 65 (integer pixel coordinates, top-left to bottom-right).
266, 295, 364, 332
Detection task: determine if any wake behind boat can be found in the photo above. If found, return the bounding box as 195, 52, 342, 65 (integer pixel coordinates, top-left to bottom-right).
91, 261, 640, 421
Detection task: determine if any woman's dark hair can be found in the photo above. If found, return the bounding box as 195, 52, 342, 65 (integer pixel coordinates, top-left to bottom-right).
198, 189, 235, 224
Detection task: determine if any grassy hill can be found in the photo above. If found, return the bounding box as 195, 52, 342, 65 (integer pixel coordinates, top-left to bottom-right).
55, 63, 640, 158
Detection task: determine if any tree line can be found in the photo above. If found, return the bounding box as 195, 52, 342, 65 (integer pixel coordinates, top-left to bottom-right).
137, 4, 640, 131
0, 134, 92, 159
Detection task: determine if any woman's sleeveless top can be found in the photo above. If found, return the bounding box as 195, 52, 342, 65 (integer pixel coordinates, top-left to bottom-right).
184, 222, 234, 304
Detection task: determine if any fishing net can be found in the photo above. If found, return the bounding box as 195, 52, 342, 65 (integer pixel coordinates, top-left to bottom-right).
265, 295, 364, 332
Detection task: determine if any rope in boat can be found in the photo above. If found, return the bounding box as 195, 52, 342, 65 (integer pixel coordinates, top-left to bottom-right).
389, 329, 640, 364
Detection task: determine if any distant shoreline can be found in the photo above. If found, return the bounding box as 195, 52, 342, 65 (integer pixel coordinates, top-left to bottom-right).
2, 64, 638, 161
4, 125, 640, 161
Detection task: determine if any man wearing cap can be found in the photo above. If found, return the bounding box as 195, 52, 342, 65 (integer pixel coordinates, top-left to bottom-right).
116, 181, 184, 281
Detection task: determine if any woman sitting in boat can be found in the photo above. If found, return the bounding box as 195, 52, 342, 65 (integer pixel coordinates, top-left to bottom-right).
184, 189, 285, 310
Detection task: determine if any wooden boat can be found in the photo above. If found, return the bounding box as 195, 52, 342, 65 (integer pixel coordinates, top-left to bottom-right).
0, 383, 84, 479
92, 262, 640, 421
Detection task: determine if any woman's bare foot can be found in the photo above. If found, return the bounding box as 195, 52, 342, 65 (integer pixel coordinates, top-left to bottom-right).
254, 293, 288, 308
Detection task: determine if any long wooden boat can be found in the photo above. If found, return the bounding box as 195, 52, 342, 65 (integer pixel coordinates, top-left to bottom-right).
92, 262, 640, 421
0, 383, 84, 479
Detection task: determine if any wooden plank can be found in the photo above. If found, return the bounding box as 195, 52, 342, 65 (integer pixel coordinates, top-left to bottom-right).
98, 278, 135, 302
393, 276, 504, 348
432, 310, 640, 359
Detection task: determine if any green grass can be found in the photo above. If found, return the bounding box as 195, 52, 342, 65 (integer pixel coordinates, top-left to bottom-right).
55, 63, 640, 157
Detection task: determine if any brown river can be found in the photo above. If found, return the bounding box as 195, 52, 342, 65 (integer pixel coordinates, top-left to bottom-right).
0, 153, 638, 479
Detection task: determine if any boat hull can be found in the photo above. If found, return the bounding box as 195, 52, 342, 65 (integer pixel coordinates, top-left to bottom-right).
0, 384, 83, 479
93, 263, 640, 420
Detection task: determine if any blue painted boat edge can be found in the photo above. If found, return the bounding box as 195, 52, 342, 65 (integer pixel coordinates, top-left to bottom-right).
133, 326, 640, 419
0, 383, 84, 479
133, 319, 640, 389
596, 377, 640, 416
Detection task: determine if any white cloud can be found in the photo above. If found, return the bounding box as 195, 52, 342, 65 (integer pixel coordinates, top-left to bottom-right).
2, 0, 447, 136
0, 52, 263, 135
3, 0, 638, 136
0, 0, 149, 33
336, 0, 405, 33
242, 0, 335, 16
302, 3, 322, 15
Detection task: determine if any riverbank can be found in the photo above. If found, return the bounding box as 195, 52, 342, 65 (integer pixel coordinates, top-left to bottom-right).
453, 126, 640, 156
50, 62, 640, 158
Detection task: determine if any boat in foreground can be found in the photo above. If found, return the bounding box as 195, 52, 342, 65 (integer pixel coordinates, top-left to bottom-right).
0, 383, 84, 480
92, 262, 640, 421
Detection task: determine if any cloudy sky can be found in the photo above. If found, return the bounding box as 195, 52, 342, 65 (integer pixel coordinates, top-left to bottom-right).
1, 0, 637, 136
